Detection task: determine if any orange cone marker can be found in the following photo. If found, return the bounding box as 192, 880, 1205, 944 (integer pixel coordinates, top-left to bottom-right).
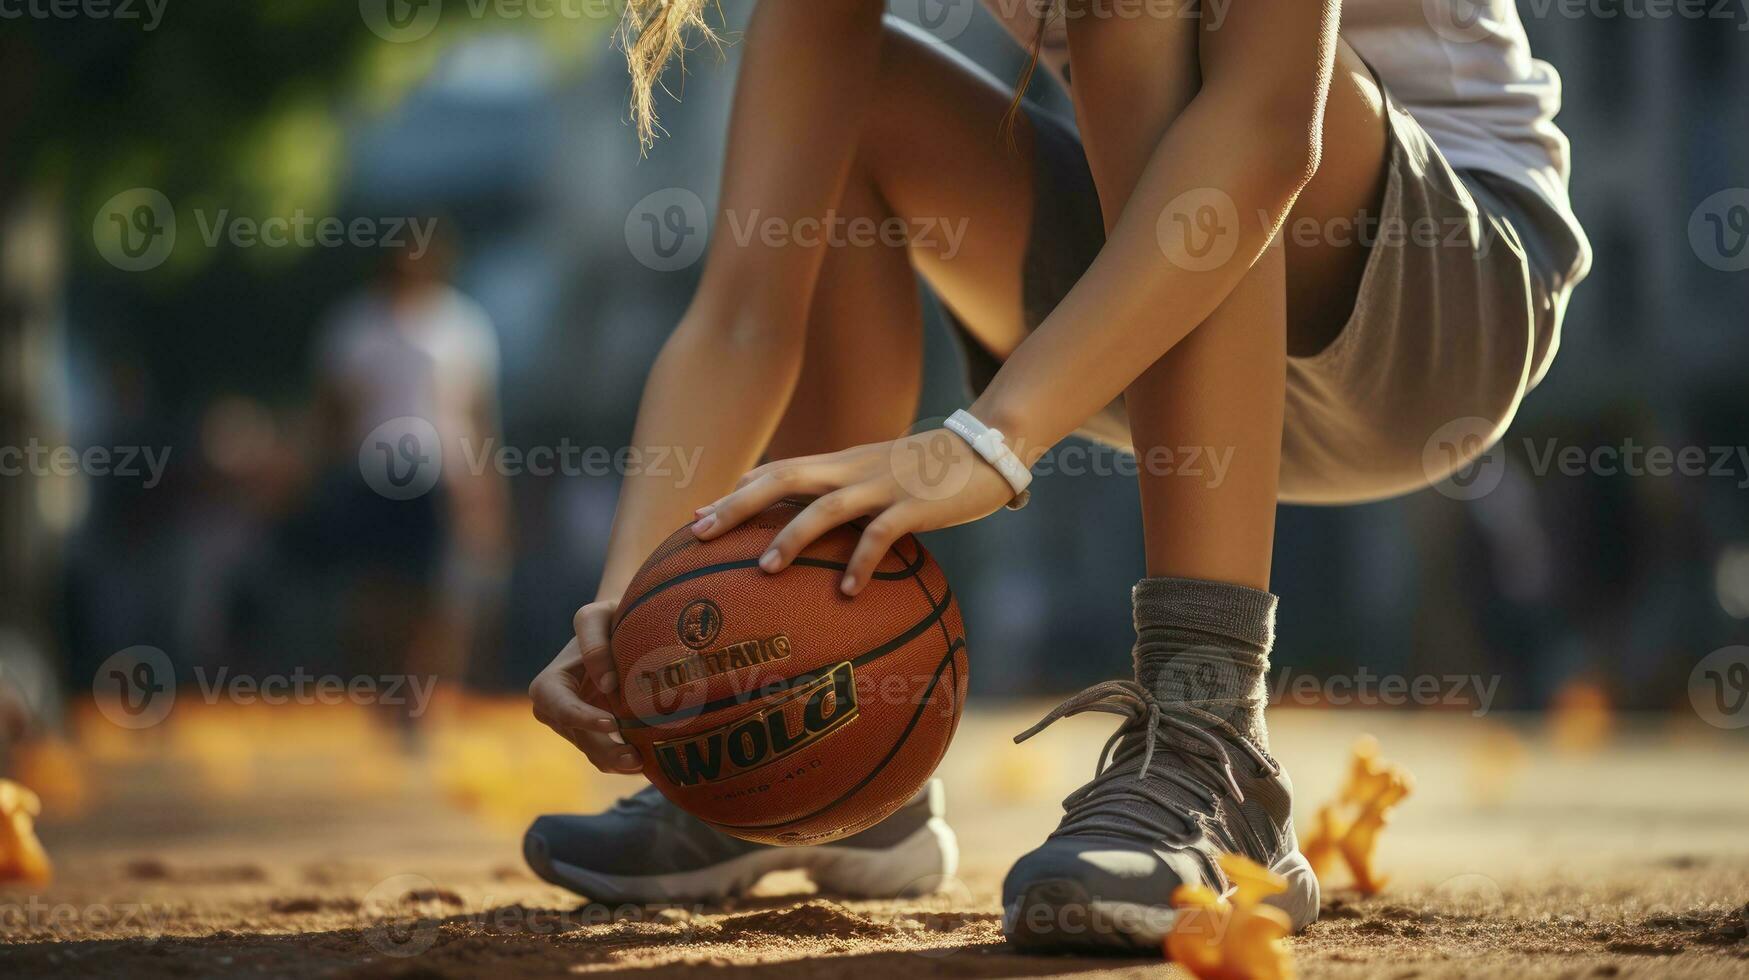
1165, 853, 1295, 980
0, 780, 52, 886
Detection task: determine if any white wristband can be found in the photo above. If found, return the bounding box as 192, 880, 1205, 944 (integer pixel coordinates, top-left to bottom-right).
943, 409, 1032, 510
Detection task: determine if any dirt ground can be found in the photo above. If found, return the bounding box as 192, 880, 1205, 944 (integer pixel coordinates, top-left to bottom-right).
1, 704, 1745, 979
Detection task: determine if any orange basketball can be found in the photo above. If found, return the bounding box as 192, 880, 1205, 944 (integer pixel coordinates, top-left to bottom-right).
608, 499, 968, 845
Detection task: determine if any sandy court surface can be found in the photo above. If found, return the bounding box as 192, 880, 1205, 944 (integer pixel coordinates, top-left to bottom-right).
1, 704, 1745, 978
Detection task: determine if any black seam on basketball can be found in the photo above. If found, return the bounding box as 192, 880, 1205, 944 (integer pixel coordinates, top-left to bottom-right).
618, 584, 954, 730
616, 547, 926, 625
706, 638, 964, 833
905, 539, 963, 710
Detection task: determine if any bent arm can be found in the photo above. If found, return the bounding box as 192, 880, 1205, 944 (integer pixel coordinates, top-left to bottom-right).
971, 0, 1339, 458
596, 0, 886, 599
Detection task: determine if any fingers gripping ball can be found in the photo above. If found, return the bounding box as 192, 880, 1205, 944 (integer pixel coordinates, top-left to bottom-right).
0, 780, 52, 886
608, 500, 968, 845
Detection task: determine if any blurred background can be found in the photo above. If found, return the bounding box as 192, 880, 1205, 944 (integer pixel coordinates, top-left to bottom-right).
1, 0, 1747, 756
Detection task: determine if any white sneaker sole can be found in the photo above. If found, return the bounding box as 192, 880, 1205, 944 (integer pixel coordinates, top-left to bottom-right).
1003, 848, 1319, 952
529, 816, 958, 905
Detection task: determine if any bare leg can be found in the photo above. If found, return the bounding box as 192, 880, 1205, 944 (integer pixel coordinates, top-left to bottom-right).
767, 20, 1039, 456
1065, 6, 1386, 587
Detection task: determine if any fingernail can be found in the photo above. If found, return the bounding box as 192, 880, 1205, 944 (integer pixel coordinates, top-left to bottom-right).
840, 574, 858, 595
607, 730, 626, 745
617, 751, 641, 769
691, 514, 716, 536
599, 671, 618, 694
694, 503, 716, 517
593, 717, 618, 731
759, 549, 781, 572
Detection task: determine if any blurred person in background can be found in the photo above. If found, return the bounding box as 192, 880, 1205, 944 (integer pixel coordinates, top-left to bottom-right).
527, 0, 1588, 953
302, 223, 509, 723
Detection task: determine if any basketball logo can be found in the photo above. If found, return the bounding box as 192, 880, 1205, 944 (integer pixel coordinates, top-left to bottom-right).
677, 599, 723, 651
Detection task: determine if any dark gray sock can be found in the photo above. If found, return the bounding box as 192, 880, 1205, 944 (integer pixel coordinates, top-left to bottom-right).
1131, 576, 1276, 750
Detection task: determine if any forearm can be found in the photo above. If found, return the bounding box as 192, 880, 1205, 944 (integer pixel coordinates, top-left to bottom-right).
973, 0, 1336, 460
596, 0, 885, 600
689, 0, 886, 329
597, 322, 805, 599
972, 92, 1316, 459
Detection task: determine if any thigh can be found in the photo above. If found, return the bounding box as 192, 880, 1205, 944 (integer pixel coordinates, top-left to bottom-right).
1283, 40, 1391, 357
766, 167, 923, 459
859, 18, 1040, 362
769, 19, 1041, 456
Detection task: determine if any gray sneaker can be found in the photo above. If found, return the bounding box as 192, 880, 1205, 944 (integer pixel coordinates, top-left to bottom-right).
1001, 683, 1318, 953
524, 779, 957, 904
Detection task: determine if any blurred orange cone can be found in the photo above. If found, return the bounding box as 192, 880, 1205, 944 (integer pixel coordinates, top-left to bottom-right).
1298, 736, 1412, 897
1165, 853, 1295, 979
0, 779, 53, 886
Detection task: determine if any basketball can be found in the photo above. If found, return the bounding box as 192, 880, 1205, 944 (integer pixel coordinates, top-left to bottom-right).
607, 499, 968, 845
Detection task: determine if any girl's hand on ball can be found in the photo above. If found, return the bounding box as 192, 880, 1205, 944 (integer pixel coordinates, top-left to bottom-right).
529, 598, 643, 774
692, 430, 1015, 595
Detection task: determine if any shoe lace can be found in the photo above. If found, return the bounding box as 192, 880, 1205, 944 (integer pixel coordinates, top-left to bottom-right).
1014, 679, 1277, 845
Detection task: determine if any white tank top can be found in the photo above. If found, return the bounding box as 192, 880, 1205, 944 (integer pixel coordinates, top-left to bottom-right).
981, 0, 1585, 251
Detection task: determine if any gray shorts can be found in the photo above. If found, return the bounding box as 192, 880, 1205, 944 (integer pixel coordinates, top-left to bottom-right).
946, 80, 1587, 504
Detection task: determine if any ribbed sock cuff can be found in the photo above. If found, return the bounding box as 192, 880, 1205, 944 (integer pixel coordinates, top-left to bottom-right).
1131, 576, 1277, 748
